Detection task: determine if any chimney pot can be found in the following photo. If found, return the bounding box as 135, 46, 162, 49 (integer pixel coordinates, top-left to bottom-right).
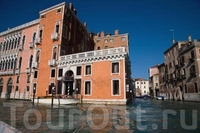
101, 31, 104, 37
115, 29, 119, 35
188, 35, 192, 42
69, 3, 73, 10
83, 22, 87, 28
172, 39, 175, 44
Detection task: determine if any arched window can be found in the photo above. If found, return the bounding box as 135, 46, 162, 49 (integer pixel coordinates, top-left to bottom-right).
36, 51, 40, 62
29, 55, 33, 68
26, 86, 30, 91
32, 32, 36, 43
15, 86, 19, 91
18, 37, 21, 46
53, 47, 57, 59
22, 35, 26, 45
19, 57, 22, 69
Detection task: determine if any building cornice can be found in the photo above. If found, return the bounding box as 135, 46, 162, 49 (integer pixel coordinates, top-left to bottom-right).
57, 47, 127, 66
39, 2, 66, 14
0, 19, 39, 36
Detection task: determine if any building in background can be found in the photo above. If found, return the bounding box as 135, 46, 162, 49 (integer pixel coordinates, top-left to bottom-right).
0, 2, 132, 104
158, 35, 200, 101
134, 78, 149, 97
148, 65, 160, 98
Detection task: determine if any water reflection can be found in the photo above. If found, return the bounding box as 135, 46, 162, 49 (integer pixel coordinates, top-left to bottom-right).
0, 99, 199, 132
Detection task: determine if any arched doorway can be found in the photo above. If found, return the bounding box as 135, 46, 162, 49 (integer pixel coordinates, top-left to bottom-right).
0, 78, 3, 98
62, 70, 74, 96
6, 78, 13, 99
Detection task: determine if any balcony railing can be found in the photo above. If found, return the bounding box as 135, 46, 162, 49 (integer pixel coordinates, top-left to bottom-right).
7, 70, 14, 75
26, 68, 31, 73
190, 72, 197, 77
48, 59, 56, 67
18, 45, 23, 51
62, 76, 74, 82
32, 62, 38, 68
15, 69, 20, 75
35, 38, 41, 45
59, 47, 126, 61
51, 33, 59, 41
29, 42, 34, 48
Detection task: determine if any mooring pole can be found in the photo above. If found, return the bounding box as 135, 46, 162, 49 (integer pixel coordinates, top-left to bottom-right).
51, 86, 55, 108
32, 87, 36, 106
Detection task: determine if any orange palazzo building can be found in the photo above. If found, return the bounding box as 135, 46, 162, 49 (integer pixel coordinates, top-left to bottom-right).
0, 2, 132, 104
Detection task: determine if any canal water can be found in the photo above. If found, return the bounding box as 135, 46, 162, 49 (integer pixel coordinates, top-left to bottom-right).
0, 98, 199, 133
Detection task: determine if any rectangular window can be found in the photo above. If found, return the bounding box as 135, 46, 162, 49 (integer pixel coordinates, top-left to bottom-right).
156, 83, 158, 86
113, 80, 119, 95
39, 30, 43, 38
185, 84, 187, 93
34, 71, 38, 78
195, 83, 198, 93
40, 14, 45, 19
58, 69, 63, 77
85, 81, 91, 95
85, 65, 91, 75
112, 62, 119, 73
77, 66, 81, 75
16, 76, 20, 83
51, 69, 55, 78
57, 8, 61, 13
56, 25, 59, 33
27, 75, 30, 83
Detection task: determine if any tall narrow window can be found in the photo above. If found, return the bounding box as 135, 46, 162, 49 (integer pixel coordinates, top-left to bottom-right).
27, 75, 30, 83
185, 84, 187, 93
113, 80, 119, 95
26, 86, 30, 91
51, 69, 55, 78
19, 57, 22, 69
29, 55, 33, 68
85, 81, 91, 95
195, 83, 198, 93
77, 66, 81, 75
22, 35, 26, 45
58, 69, 63, 77
85, 65, 91, 75
34, 71, 38, 78
32, 32, 36, 42
15, 86, 19, 91
56, 25, 59, 33
53, 47, 57, 59
39, 30, 43, 38
36, 51, 40, 62
112, 62, 119, 73
16, 76, 20, 83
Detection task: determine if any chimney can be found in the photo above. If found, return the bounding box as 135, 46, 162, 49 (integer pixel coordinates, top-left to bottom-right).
69, 3, 73, 10
188, 35, 192, 42
83, 22, 87, 28
101, 31, 104, 37
73, 8, 77, 15
114, 29, 119, 35
172, 39, 175, 44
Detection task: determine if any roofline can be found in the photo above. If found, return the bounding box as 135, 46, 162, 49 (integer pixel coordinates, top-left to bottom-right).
39, 2, 66, 14
0, 19, 39, 36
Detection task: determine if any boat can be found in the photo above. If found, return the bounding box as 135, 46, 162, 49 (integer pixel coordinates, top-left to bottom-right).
32, 95, 80, 105
156, 96, 166, 100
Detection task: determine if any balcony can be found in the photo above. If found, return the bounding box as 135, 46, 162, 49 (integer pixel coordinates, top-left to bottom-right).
35, 38, 41, 45
62, 76, 74, 82
190, 72, 197, 77
29, 42, 34, 48
181, 74, 186, 79
15, 69, 20, 75
48, 59, 56, 67
32, 62, 38, 68
189, 57, 195, 62
18, 45, 23, 51
7, 70, 14, 75
51, 33, 59, 41
26, 68, 31, 73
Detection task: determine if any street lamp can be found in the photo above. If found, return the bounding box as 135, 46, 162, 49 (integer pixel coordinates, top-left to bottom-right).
32, 87, 36, 106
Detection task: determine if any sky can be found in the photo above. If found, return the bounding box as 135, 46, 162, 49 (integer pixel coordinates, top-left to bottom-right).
0, 0, 200, 80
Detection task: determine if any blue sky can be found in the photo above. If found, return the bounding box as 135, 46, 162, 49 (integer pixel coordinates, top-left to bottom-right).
0, 0, 200, 80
